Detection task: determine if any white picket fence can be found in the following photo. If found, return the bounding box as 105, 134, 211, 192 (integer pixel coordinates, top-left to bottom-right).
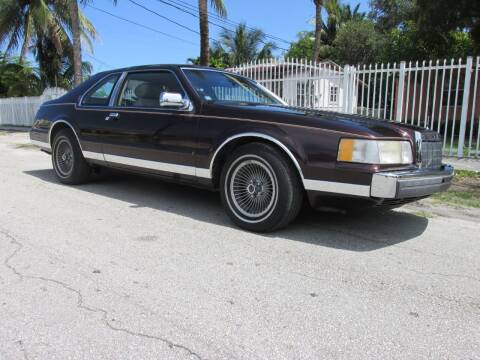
228, 57, 480, 158
0, 88, 66, 127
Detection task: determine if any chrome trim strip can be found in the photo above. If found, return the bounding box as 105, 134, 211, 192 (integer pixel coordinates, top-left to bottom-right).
83, 151, 105, 161
42, 103, 75, 107
303, 179, 371, 197
109, 71, 128, 107
104, 153, 196, 176
255, 82, 288, 105
48, 120, 83, 151
78, 148, 374, 197
195, 167, 211, 179
208, 132, 305, 181
30, 139, 51, 150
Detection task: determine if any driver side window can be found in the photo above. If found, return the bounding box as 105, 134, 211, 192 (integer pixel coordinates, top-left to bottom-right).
117, 71, 185, 108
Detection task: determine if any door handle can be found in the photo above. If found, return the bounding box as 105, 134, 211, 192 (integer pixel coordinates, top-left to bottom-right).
105, 112, 119, 121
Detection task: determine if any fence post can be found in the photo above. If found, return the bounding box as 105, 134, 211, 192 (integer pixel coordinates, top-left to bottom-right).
342, 65, 350, 113
349, 66, 356, 114
395, 61, 406, 122
458, 56, 473, 158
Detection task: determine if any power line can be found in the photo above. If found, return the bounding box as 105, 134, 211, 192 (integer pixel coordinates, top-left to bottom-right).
160, 0, 292, 45
127, 0, 200, 35
142, 0, 289, 51
87, 4, 197, 46
84, 53, 113, 69
154, 0, 292, 46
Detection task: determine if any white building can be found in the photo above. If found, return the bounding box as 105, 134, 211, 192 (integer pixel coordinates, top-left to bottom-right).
228, 59, 357, 113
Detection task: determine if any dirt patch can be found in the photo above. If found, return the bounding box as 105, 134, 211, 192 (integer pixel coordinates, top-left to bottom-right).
12, 143, 38, 150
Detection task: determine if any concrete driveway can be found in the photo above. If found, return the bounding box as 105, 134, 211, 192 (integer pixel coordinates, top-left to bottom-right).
1, 131, 479, 359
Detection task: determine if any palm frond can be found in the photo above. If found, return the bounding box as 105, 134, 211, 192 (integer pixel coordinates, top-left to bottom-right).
210, 0, 227, 17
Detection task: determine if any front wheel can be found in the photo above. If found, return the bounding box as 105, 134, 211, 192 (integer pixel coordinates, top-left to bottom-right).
220, 143, 303, 232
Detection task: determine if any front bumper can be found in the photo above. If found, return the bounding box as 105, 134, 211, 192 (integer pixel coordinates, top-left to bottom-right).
371, 165, 454, 199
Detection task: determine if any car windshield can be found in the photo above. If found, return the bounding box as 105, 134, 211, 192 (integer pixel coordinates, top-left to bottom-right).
183, 69, 282, 105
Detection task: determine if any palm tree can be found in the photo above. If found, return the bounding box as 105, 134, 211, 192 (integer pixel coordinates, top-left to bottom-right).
70, 0, 116, 86
0, 0, 97, 78
219, 23, 276, 66
187, 43, 230, 68
0, 52, 41, 97
312, 0, 323, 62
323, 0, 365, 46
69, 0, 82, 85
34, 33, 93, 89
0, 0, 96, 84
198, 0, 227, 66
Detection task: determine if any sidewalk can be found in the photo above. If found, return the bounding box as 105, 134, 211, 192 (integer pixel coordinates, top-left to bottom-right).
445, 157, 480, 172
0, 125, 30, 132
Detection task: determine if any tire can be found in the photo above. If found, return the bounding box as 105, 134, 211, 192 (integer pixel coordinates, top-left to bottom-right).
220, 142, 303, 232
51, 129, 91, 185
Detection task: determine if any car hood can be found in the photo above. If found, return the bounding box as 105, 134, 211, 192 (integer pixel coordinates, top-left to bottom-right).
205, 103, 425, 139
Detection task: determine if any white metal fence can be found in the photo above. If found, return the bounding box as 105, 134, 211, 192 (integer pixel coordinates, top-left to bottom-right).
228, 57, 480, 158
0, 88, 66, 127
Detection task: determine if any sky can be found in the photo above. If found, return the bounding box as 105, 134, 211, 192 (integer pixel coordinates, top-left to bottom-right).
81, 0, 370, 74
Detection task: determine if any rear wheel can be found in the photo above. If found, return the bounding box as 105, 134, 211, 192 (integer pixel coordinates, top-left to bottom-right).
220, 143, 303, 232
52, 129, 91, 184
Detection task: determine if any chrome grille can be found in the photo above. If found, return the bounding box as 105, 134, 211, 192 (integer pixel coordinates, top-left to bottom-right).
420, 141, 443, 169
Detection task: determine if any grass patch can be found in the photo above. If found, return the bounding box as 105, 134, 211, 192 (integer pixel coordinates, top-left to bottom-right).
432, 169, 480, 208
433, 190, 480, 208
453, 169, 480, 180
412, 210, 437, 218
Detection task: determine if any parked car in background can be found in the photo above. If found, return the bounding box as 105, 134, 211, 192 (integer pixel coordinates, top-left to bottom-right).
30, 65, 454, 232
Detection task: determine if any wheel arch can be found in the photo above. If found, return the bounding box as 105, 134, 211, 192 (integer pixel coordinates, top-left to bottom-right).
48, 120, 83, 151
210, 132, 305, 188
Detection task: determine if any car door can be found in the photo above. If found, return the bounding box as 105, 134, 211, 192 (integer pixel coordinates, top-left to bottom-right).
75, 73, 122, 159
100, 69, 198, 180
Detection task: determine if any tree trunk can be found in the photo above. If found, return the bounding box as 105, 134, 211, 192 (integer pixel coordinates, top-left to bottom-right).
19, 32, 30, 65
198, 0, 209, 66
312, 0, 322, 62
70, 0, 83, 86
19, 14, 31, 65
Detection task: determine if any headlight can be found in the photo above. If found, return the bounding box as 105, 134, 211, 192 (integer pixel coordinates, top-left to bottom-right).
337, 139, 413, 164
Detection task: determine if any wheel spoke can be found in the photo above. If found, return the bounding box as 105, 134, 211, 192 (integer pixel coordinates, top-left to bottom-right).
54, 139, 74, 177
229, 158, 277, 219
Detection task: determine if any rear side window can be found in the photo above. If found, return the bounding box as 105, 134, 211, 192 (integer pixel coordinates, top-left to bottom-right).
117, 71, 186, 108
82, 74, 119, 106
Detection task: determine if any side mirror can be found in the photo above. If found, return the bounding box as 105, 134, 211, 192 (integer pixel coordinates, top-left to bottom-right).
159, 92, 190, 109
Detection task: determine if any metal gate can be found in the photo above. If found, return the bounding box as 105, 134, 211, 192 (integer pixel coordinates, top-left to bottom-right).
228, 57, 480, 158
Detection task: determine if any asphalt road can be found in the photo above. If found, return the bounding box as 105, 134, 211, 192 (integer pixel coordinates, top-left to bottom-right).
1, 131, 479, 360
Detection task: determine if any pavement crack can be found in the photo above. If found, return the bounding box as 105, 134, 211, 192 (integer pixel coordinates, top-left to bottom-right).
1, 229, 205, 360
3, 229, 24, 280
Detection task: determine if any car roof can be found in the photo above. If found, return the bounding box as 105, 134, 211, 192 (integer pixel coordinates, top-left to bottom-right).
101, 64, 223, 74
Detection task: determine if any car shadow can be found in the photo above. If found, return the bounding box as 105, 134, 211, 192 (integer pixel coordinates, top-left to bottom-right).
24, 169, 429, 252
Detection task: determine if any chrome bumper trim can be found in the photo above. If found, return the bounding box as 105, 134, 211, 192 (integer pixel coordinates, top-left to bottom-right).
371, 165, 454, 199
303, 179, 371, 197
